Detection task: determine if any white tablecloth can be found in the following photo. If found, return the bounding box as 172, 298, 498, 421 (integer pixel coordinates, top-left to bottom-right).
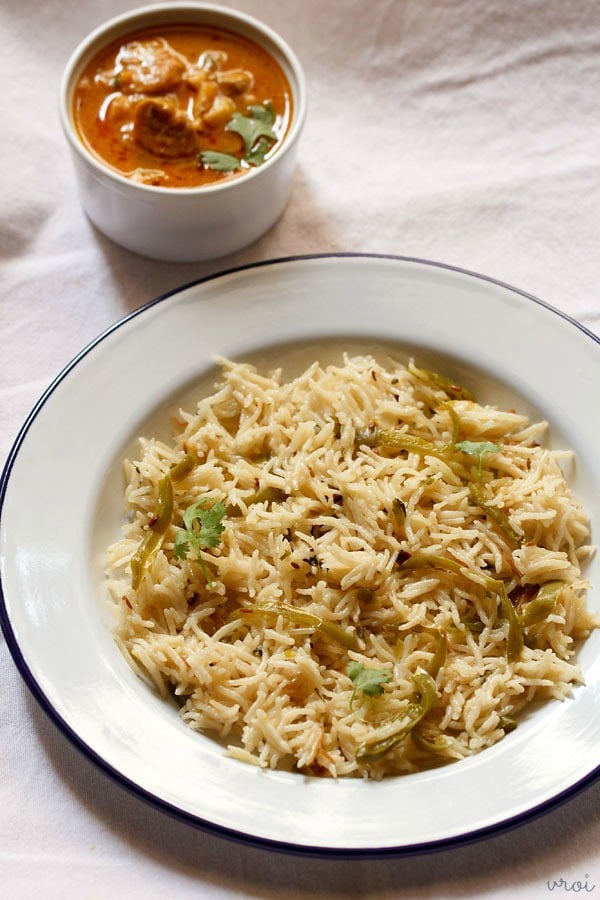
3, 1, 600, 896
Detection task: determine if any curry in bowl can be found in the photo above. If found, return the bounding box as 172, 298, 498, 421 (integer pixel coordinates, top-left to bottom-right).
72, 25, 293, 188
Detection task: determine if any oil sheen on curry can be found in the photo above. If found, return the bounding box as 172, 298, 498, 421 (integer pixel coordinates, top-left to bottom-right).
72, 26, 293, 188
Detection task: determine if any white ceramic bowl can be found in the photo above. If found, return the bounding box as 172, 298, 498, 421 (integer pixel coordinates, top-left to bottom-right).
59, 3, 306, 262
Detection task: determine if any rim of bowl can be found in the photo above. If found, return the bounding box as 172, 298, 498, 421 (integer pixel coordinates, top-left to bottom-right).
59, 1, 307, 197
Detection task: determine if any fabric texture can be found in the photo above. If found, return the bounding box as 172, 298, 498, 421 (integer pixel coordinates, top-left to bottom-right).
2, 1, 600, 896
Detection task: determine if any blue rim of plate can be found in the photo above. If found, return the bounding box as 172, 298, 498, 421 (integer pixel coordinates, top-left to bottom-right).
1, 251, 600, 859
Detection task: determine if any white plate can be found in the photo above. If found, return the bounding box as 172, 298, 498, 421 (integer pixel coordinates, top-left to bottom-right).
2, 254, 600, 857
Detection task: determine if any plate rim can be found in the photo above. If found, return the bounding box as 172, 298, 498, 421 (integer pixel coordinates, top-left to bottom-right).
2, 250, 600, 859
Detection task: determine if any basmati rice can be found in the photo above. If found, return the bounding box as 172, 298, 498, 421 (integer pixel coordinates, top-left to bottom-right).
106, 355, 596, 778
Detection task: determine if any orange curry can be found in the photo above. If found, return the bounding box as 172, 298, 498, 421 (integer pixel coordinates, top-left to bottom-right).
72, 25, 293, 188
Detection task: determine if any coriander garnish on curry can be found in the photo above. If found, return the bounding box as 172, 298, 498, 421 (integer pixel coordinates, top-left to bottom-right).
72, 25, 293, 187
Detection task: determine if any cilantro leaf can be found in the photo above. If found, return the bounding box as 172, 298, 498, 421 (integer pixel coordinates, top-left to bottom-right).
174, 498, 227, 587
173, 534, 190, 561
346, 661, 393, 709
454, 440, 501, 457
454, 440, 501, 479
249, 103, 275, 126
181, 499, 226, 546
199, 150, 242, 173
245, 135, 273, 166
201, 103, 278, 174
226, 102, 277, 160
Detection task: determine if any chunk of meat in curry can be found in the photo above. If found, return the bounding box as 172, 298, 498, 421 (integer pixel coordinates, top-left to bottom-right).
107, 38, 255, 156
134, 98, 197, 157
116, 39, 187, 93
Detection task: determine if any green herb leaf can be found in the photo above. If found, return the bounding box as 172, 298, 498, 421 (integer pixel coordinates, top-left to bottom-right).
245, 135, 273, 166
346, 661, 393, 709
173, 497, 227, 587
227, 102, 277, 158
454, 440, 501, 479
199, 150, 242, 172
172, 535, 190, 561
454, 440, 501, 457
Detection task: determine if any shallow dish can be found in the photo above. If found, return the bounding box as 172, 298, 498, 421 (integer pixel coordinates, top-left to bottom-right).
59, 3, 306, 261
2, 254, 600, 856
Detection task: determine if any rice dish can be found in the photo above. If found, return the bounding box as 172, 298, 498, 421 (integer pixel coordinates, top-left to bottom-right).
106, 355, 596, 777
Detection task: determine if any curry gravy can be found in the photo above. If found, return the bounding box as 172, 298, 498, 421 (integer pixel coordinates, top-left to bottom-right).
72, 25, 293, 188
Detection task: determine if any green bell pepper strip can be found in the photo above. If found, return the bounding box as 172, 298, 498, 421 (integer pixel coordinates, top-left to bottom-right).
245, 486, 288, 506
228, 485, 287, 518
439, 400, 462, 444
392, 623, 447, 677
399, 551, 504, 593
468, 482, 522, 548
391, 498, 406, 534
356, 429, 451, 460
232, 602, 359, 651
518, 581, 563, 628
454, 572, 524, 662
149, 475, 174, 535
399, 550, 525, 663
411, 727, 450, 753
484, 576, 524, 662
399, 552, 463, 577
168, 450, 198, 482
355, 668, 438, 762
413, 367, 476, 402
418, 626, 447, 678
354, 428, 473, 481
456, 615, 485, 634
398, 554, 522, 660
130, 530, 164, 590
502, 590, 525, 662
130, 450, 197, 590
